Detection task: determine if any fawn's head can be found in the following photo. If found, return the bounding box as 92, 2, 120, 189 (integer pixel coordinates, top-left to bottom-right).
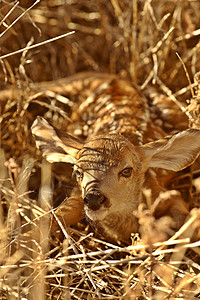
32, 117, 200, 239
72, 134, 146, 221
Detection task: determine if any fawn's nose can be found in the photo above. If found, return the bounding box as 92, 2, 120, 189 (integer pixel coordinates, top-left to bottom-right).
84, 192, 106, 210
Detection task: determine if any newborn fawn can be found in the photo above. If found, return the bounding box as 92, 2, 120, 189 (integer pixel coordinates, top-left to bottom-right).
31, 73, 200, 242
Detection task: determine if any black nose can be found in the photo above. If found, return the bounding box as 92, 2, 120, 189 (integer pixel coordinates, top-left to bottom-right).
84, 192, 105, 210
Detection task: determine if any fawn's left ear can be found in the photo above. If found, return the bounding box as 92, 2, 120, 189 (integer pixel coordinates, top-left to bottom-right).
31, 117, 84, 164
140, 129, 200, 171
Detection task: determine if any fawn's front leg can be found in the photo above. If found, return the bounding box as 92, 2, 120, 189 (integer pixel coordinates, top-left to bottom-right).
51, 196, 84, 237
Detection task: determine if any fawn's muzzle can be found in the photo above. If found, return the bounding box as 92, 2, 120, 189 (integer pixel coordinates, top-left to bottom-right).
84, 192, 106, 210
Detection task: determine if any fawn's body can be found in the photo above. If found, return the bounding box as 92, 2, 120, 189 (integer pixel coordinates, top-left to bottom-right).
31, 73, 200, 242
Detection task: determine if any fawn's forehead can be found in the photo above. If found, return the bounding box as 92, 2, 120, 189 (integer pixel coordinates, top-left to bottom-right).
76, 135, 139, 171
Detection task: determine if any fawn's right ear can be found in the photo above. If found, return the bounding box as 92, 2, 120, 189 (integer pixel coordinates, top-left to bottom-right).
31, 117, 84, 164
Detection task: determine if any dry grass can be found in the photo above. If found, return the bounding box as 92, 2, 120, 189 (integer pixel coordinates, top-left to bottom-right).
0, 0, 200, 299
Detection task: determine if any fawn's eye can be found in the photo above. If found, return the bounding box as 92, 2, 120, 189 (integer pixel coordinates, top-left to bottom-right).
120, 167, 133, 178
74, 169, 83, 181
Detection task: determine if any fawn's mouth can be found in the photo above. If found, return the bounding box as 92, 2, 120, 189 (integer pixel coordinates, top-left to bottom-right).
85, 207, 108, 221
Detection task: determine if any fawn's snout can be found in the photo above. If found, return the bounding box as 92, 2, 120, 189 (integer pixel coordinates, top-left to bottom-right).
84, 192, 106, 210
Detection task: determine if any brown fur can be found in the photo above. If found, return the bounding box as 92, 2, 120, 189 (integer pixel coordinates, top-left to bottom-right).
31, 73, 200, 242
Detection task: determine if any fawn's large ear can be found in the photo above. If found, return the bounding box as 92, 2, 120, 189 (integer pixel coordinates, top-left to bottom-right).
140, 129, 200, 171
31, 117, 84, 164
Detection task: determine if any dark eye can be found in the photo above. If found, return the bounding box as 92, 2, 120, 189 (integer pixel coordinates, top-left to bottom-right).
74, 169, 83, 181
120, 167, 133, 178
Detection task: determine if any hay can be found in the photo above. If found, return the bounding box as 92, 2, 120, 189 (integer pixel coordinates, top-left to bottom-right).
0, 0, 200, 299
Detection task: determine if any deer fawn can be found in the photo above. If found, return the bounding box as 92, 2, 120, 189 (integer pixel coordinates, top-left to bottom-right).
31, 73, 200, 242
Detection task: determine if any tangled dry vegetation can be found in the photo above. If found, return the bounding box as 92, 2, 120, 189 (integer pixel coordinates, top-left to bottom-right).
0, 0, 200, 299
